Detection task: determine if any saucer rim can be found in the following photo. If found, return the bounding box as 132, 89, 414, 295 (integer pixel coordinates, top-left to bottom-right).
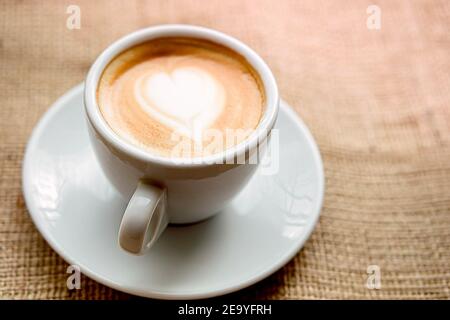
22, 83, 324, 299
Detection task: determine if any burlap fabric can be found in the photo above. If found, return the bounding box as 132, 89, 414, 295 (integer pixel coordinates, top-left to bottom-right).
1, 0, 449, 299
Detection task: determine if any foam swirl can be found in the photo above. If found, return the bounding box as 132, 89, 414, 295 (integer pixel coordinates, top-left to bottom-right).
97, 37, 265, 157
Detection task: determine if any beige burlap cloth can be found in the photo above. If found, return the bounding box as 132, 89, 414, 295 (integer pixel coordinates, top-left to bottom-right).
1, 0, 449, 299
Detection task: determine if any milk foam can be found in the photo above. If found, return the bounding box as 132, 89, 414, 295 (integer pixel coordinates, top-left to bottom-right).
134, 66, 225, 142
97, 37, 265, 157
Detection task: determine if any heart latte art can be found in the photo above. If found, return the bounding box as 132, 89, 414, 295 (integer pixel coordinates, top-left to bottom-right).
97, 38, 265, 157
135, 66, 225, 142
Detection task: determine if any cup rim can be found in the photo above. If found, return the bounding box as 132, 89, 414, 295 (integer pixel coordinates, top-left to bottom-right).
84, 24, 279, 168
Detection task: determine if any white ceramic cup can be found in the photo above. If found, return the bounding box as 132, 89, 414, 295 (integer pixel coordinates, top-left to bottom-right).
84, 25, 279, 255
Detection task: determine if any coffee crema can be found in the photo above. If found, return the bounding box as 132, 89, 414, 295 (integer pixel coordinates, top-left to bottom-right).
97, 37, 265, 158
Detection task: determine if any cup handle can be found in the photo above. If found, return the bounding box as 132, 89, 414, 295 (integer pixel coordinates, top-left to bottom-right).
118, 181, 168, 255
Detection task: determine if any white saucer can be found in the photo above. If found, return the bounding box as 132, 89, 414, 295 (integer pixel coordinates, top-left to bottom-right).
22, 84, 324, 299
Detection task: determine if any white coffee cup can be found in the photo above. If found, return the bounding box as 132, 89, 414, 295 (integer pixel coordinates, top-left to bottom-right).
84, 25, 279, 255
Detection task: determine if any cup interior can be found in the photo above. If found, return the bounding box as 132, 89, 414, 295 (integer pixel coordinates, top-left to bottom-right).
84, 24, 279, 167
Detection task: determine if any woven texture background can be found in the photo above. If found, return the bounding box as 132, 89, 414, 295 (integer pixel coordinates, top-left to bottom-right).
1, 0, 449, 299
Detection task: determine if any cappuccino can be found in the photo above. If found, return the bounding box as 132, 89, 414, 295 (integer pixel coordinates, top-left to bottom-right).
97, 37, 265, 158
